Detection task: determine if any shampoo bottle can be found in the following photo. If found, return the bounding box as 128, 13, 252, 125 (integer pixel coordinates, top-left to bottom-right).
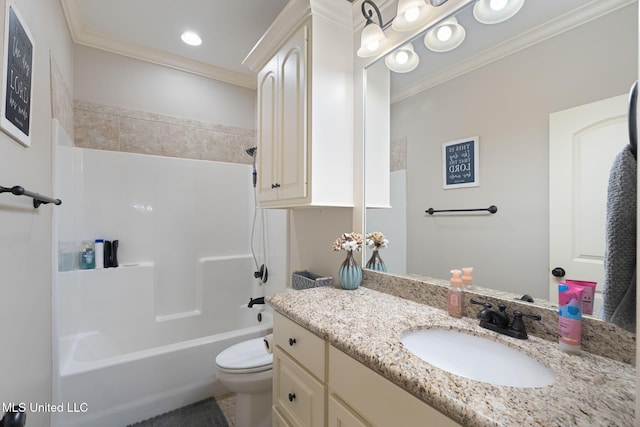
448, 269, 463, 318
95, 239, 104, 269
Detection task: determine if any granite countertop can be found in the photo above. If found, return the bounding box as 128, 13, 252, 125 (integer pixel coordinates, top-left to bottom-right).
267, 286, 635, 427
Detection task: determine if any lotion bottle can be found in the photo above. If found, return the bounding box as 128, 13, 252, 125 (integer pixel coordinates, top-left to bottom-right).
558, 284, 583, 353
448, 269, 463, 318
461, 267, 474, 289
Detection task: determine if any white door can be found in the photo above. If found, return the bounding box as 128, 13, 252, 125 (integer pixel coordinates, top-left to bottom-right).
549, 94, 629, 315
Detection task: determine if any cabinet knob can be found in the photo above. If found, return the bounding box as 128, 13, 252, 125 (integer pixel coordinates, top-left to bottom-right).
551, 267, 566, 277
288, 393, 296, 402
272, 183, 281, 189
288, 337, 296, 346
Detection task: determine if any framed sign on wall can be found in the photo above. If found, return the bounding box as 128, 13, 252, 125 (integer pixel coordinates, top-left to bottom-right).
1, 0, 34, 147
442, 136, 479, 189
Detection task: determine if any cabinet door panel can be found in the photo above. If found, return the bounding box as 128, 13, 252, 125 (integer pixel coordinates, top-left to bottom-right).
328, 394, 372, 427
273, 406, 294, 427
278, 25, 307, 200
329, 346, 461, 427
274, 348, 325, 427
257, 56, 279, 202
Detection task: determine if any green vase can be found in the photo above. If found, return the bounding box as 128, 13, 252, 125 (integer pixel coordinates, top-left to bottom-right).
338, 251, 362, 290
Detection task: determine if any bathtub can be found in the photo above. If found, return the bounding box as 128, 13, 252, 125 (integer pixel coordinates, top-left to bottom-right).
52, 309, 272, 427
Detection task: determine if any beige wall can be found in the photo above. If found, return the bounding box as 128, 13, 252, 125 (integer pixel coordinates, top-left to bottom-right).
0, 0, 73, 426
74, 45, 257, 130
391, 5, 637, 299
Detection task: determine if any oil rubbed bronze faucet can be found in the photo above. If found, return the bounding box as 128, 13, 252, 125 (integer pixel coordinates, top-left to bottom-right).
248, 297, 265, 308
470, 299, 541, 340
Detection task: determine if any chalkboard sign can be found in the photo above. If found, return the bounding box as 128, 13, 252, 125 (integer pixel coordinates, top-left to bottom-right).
1, 1, 34, 147
442, 137, 479, 189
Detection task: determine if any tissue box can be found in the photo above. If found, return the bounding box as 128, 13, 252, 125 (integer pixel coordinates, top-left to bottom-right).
292, 271, 333, 290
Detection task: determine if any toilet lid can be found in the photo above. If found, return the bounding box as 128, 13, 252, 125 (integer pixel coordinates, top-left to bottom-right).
216, 337, 273, 373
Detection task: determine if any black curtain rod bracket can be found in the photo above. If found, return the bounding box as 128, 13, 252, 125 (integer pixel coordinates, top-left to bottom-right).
0, 185, 62, 208
426, 205, 497, 215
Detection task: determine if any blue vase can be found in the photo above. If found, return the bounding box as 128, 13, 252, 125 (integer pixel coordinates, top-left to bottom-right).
366, 250, 387, 272
339, 251, 362, 290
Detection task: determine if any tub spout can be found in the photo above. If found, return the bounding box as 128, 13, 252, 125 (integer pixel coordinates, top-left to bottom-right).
248, 297, 265, 308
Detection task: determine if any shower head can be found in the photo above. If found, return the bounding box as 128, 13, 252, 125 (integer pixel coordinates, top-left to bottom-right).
246, 147, 257, 157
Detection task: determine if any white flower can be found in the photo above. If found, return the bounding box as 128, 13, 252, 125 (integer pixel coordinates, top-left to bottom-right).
366, 232, 389, 250
332, 232, 363, 252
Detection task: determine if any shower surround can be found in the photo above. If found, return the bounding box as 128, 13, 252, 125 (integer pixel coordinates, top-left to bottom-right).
52, 119, 286, 427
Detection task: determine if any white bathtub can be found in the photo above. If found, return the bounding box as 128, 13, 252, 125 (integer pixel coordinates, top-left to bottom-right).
53, 311, 272, 427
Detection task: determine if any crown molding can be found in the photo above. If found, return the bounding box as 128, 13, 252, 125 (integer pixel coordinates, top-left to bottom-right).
391, 0, 637, 103
242, 0, 312, 72
60, 0, 255, 89
243, 0, 353, 73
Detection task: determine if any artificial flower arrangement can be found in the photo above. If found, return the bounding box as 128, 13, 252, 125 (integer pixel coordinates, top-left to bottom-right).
332, 232, 363, 252
366, 232, 388, 251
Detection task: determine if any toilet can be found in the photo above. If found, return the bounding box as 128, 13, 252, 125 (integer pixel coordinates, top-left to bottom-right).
215, 337, 273, 427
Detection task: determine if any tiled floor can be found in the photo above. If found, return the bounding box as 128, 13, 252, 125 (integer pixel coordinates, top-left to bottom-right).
215, 393, 236, 426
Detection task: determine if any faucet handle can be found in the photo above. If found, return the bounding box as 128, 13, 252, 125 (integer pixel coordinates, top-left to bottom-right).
470, 299, 493, 321
470, 298, 492, 309
510, 310, 541, 338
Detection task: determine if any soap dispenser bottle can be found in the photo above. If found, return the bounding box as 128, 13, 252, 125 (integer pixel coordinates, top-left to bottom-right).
461, 267, 474, 290
448, 269, 463, 318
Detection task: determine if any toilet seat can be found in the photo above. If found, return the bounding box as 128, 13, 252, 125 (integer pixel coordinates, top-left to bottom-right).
216, 337, 273, 374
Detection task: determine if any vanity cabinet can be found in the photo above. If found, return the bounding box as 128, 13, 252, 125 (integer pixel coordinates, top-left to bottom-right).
328, 346, 461, 427
244, 0, 354, 208
272, 312, 461, 427
272, 312, 327, 427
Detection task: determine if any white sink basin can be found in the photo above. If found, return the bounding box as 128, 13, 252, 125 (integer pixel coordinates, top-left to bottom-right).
401, 329, 555, 388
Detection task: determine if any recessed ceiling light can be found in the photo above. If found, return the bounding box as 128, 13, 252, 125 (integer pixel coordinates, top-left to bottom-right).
181, 31, 202, 46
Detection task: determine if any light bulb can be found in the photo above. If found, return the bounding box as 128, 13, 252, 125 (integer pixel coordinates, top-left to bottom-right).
436, 25, 452, 42
367, 40, 380, 52
489, 0, 508, 11
395, 51, 409, 65
181, 31, 202, 46
404, 6, 420, 22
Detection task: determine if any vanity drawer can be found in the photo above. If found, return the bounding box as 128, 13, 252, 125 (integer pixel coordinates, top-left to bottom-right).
273, 347, 326, 427
274, 312, 326, 380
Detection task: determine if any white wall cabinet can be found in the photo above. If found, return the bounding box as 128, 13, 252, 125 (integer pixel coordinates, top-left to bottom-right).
245, 0, 354, 208
256, 26, 308, 203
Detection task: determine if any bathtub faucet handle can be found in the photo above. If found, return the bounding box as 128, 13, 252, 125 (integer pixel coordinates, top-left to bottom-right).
248, 297, 265, 308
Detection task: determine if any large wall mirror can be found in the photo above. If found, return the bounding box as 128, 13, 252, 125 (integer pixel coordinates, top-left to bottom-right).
363, 0, 638, 324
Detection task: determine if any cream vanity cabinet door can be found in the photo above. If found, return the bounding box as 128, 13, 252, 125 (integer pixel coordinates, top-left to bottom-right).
272, 312, 326, 427
328, 394, 372, 427
256, 25, 308, 204
328, 345, 462, 427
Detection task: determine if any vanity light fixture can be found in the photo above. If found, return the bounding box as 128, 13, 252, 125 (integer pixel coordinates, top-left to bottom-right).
424, 17, 465, 52
391, 0, 434, 32
357, 0, 390, 57
385, 42, 419, 73
473, 0, 525, 24
180, 31, 202, 46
